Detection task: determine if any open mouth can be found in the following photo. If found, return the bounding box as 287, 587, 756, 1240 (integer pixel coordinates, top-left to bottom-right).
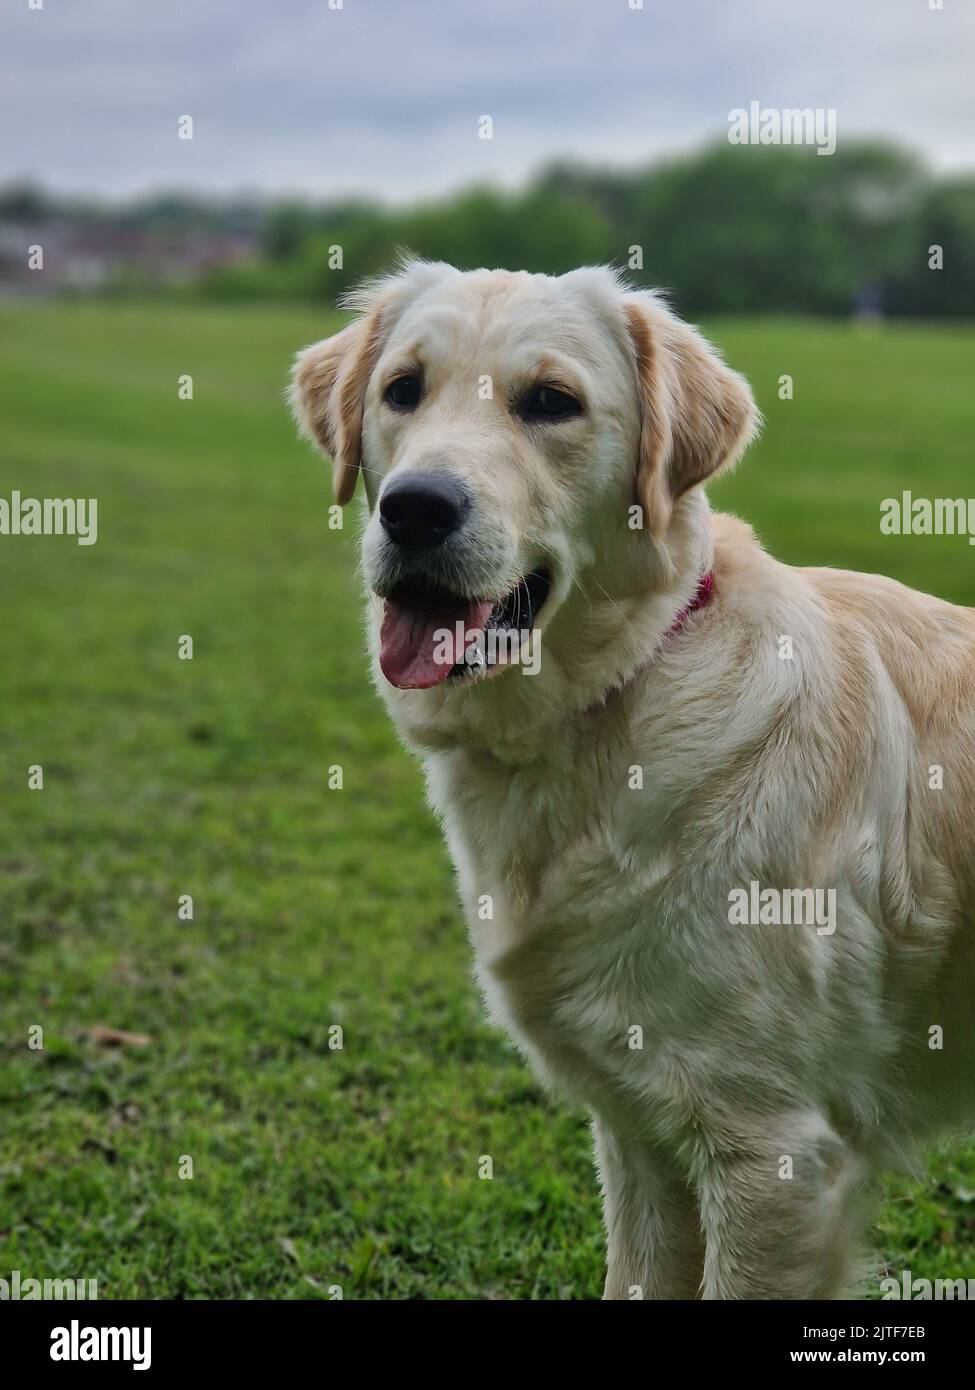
378, 568, 551, 690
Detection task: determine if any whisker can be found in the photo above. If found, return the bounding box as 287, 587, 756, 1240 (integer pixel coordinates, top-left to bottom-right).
530, 536, 595, 615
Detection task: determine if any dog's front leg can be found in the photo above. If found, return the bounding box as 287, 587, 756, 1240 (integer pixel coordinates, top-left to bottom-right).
690, 1109, 865, 1300
593, 1119, 704, 1299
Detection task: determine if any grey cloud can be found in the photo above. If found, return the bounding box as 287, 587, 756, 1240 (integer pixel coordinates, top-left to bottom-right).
1, 0, 972, 199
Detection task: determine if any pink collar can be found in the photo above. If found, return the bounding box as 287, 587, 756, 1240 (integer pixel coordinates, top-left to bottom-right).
664, 570, 715, 640
581, 570, 716, 719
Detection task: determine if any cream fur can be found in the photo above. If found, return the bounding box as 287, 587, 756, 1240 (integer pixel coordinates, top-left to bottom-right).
291, 261, 975, 1300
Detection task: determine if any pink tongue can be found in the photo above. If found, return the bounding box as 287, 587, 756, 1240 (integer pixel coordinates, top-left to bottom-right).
380, 598, 494, 689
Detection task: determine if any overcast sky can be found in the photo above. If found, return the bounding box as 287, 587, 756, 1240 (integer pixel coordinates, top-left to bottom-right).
2, 0, 972, 203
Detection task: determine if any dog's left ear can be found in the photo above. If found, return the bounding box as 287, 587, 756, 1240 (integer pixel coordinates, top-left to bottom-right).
623, 296, 759, 537
289, 302, 388, 505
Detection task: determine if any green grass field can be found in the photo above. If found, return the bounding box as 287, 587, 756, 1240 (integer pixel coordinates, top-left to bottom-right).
1, 302, 973, 1299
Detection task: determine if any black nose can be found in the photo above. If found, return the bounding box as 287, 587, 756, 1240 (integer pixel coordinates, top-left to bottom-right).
379, 473, 470, 549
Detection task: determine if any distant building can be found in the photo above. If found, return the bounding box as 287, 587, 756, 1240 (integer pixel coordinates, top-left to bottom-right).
0, 214, 259, 297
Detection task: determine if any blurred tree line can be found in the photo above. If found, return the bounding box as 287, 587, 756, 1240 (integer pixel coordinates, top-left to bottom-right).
212, 141, 974, 316
5, 141, 973, 316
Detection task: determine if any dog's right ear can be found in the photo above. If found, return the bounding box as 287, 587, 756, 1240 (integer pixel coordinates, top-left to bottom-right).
289, 304, 387, 506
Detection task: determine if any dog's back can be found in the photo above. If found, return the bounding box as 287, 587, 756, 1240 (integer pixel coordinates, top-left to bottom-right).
803, 563, 975, 1133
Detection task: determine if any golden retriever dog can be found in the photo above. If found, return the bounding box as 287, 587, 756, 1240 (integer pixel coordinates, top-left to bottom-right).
291, 260, 975, 1299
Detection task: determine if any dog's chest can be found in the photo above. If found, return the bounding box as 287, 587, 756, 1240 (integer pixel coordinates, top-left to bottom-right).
423, 728, 691, 1112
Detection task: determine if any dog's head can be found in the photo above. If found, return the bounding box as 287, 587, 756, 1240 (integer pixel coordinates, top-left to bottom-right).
291, 260, 757, 723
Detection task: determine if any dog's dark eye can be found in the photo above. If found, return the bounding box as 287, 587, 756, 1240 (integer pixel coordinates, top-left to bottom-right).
520, 385, 582, 421
384, 375, 422, 410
